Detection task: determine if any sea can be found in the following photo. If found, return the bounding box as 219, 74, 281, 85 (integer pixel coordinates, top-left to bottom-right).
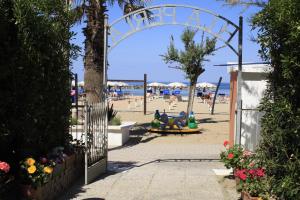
120, 82, 230, 97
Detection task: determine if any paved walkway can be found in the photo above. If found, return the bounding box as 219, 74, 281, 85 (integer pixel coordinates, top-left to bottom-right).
60, 130, 239, 200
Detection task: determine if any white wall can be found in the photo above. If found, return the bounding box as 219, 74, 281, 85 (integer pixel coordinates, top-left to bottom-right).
228, 64, 270, 151
240, 72, 267, 151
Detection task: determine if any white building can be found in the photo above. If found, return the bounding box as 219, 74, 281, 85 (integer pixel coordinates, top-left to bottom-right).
228, 63, 271, 151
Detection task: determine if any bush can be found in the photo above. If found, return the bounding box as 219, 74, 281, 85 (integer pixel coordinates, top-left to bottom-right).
252, 0, 300, 198
0, 0, 78, 173
109, 116, 122, 126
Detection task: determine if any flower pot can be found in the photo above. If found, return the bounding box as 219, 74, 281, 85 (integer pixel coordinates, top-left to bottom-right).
65, 154, 76, 169
242, 191, 260, 200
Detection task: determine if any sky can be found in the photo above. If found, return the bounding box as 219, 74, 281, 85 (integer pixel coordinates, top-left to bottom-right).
70, 0, 263, 83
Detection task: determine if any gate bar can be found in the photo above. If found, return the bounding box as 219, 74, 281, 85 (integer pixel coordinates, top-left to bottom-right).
236, 16, 243, 145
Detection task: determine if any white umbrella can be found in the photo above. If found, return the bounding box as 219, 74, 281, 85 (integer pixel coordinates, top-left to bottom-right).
168, 82, 187, 88
116, 82, 129, 87
107, 81, 128, 87
107, 81, 119, 87
148, 82, 167, 87
78, 81, 84, 86
196, 82, 217, 89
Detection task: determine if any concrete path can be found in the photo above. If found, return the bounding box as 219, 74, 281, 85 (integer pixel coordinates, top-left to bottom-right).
60, 132, 239, 200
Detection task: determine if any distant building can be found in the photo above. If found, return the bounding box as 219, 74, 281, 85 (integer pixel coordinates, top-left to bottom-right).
228, 63, 271, 151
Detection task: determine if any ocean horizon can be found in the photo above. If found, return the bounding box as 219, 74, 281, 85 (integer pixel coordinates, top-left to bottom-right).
121, 82, 230, 96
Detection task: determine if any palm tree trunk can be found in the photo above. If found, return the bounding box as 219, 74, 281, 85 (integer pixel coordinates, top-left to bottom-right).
84, 0, 106, 104
186, 80, 197, 120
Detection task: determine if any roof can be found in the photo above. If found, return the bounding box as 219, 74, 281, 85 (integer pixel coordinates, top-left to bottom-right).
227, 63, 272, 73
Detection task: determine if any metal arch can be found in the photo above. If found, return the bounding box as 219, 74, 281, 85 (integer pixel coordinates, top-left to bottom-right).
108, 22, 238, 55
108, 4, 240, 55
105, 5, 244, 146
110, 4, 239, 29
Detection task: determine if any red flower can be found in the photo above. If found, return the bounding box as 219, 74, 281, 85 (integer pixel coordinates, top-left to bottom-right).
256, 169, 265, 177
239, 173, 247, 180
249, 169, 256, 176
0, 161, 10, 173
227, 153, 234, 159
223, 140, 229, 147
40, 157, 48, 164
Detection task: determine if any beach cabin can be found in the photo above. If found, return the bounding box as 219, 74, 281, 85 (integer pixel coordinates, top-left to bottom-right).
228, 63, 271, 151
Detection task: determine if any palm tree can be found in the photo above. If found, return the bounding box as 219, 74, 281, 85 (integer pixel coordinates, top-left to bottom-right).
71, 0, 149, 103
162, 29, 217, 117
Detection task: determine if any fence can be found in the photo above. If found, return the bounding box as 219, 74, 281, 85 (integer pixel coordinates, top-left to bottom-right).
84, 102, 108, 184
69, 101, 108, 184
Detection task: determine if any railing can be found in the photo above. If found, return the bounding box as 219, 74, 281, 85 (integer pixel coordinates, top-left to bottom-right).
84, 103, 108, 166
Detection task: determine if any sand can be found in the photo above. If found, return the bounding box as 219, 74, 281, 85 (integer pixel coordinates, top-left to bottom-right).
109, 95, 230, 145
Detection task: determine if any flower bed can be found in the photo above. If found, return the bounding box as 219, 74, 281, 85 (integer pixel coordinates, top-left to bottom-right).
20, 147, 84, 200
220, 141, 271, 200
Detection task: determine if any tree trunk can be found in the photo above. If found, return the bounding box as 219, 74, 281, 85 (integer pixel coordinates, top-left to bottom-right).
83, 0, 106, 104
186, 80, 197, 120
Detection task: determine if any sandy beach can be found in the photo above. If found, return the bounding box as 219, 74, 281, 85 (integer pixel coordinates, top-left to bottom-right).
109, 95, 230, 145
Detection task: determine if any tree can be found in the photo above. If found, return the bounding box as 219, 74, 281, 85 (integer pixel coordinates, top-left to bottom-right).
251, 0, 300, 198
72, 0, 149, 103
162, 29, 217, 117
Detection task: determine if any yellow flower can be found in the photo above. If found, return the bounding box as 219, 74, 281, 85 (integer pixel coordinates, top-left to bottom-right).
27, 165, 36, 174
43, 166, 53, 174
258, 198, 263, 200
26, 158, 35, 166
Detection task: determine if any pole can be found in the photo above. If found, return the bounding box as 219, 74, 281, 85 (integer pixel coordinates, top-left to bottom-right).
75, 74, 79, 120
211, 77, 222, 115
84, 103, 88, 185
144, 74, 147, 115
236, 16, 243, 145
103, 15, 109, 170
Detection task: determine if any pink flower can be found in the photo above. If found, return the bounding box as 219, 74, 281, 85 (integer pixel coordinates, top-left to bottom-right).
227, 153, 234, 159
248, 169, 256, 176
249, 162, 255, 167
256, 169, 265, 177
0, 161, 10, 173
243, 150, 252, 157
223, 140, 229, 147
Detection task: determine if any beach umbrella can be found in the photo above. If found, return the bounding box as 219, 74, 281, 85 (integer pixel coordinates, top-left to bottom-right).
148, 82, 167, 87
107, 81, 119, 87
196, 82, 217, 89
78, 81, 84, 86
116, 82, 129, 87
168, 82, 187, 88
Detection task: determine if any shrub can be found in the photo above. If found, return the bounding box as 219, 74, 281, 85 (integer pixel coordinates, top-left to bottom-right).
107, 104, 118, 122
0, 0, 78, 174
109, 116, 122, 126
252, 0, 300, 198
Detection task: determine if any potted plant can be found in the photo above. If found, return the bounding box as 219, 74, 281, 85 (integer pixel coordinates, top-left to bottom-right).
19, 157, 54, 199
0, 161, 14, 195
234, 161, 270, 200
107, 104, 136, 147
220, 140, 244, 170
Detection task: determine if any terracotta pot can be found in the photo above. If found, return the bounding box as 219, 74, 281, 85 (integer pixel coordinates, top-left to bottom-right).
65, 154, 76, 169
242, 191, 260, 200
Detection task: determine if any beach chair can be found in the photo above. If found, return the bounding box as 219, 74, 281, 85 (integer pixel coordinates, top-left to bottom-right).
163, 89, 170, 100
